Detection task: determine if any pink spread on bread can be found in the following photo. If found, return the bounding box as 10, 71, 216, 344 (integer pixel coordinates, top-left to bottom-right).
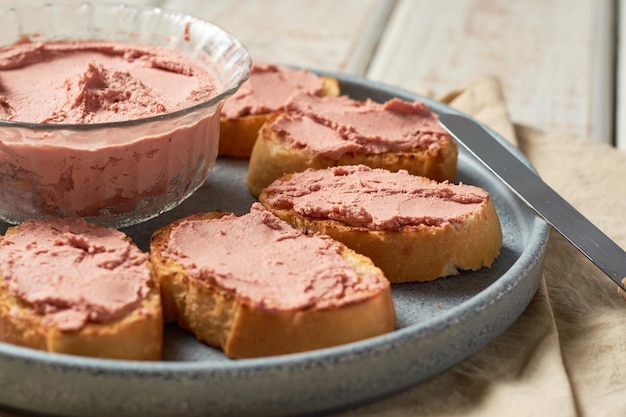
262, 165, 491, 230
0, 41, 218, 124
269, 93, 450, 159
0, 218, 152, 332
162, 203, 388, 310
221, 63, 325, 119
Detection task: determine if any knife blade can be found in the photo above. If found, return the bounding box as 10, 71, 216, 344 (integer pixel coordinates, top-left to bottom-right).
439, 113, 626, 292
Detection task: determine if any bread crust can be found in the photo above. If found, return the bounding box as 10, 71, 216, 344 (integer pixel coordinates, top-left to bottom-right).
150, 211, 396, 359
247, 119, 458, 197
259, 177, 502, 283
219, 114, 271, 158
218, 76, 340, 158
0, 225, 163, 361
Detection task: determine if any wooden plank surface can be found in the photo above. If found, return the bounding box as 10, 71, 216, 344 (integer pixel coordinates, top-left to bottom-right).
366, 0, 616, 145
163, 0, 396, 75
2, 0, 395, 74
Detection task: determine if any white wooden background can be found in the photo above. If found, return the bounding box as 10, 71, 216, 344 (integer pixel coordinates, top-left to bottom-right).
3, 0, 623, 149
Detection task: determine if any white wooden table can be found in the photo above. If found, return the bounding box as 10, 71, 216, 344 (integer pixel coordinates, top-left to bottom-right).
149, 0, 619, 148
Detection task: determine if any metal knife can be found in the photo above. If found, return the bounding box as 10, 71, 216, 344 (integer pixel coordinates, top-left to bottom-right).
439, 113, 626, 292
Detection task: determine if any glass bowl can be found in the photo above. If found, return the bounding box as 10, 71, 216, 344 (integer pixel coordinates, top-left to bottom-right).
0, 2, 251, 228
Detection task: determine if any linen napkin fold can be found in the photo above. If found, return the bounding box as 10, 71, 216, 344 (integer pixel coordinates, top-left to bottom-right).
338, 76, 626, 417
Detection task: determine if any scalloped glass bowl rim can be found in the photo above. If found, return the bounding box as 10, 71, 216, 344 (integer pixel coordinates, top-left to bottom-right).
0, 1, 253, 131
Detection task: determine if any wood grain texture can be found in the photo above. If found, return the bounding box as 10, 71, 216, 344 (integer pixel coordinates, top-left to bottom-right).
367, 0, 615, 145
2, 0, 393, 74
163, 0, 396, 74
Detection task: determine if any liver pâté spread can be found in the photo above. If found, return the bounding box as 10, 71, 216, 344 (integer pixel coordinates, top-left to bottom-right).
0, 40, 223, 219
220, 63, 326, 119
162, 203, 389, 311
269, 92, 451, 160
0, 218, 153, 331
261, 165, 491, 230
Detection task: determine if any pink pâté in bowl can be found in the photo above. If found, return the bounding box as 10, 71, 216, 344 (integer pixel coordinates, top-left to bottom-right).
0, 2, 251, 227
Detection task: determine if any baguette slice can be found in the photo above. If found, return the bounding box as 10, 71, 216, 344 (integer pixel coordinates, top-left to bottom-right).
219, 63, 340, 158
247, 94, 457, 197
259, 165, 503, 283
150, 203, 395, 359
0, 218, 162, 360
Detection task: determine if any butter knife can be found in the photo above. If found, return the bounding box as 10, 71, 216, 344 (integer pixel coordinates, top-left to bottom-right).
439, 113, 626, 292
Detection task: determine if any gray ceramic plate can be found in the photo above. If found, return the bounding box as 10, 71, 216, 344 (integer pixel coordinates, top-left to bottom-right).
0, 73, 550, 417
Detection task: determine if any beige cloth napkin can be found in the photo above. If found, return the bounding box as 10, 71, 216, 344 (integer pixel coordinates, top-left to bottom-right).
338, 77, 626, 417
